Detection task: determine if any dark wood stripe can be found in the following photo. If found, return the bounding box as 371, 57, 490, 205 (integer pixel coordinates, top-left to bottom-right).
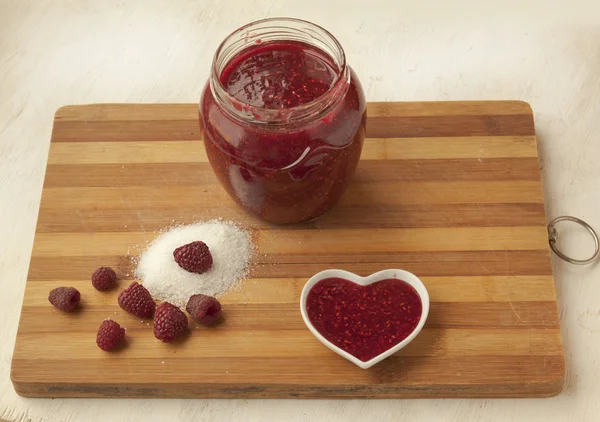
53, 102, 532, 122
367, 101, 534, 117
43, 163, 215, 187
428, 302, 559, 328
42, 158, 540, 188
355, 158, 541, 182
27, 250, 553, 281
34, 203, 547, 233
39, 182, 545, 215
53, 103, 198, 121
367, 114, 535, 139
316, 203, 546, 229
18, 302, 559, 331
52, 104, 535, 142
14, 379, 565, 398
51, 120, 202, 142
253, 250, 553, 277
11, 355, 564, 397
258, 249, 553, 266
27, 256, 137, 281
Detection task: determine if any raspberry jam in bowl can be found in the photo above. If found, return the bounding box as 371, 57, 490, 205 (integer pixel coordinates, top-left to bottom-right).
300, 269, 430, 369
200, 18, 366, 224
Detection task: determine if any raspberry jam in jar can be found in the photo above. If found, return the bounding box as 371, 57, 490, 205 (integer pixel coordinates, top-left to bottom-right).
200, 18, 366, 224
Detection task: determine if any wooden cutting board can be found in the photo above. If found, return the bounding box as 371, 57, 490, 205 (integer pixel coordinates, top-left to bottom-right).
11, 101, 564, 398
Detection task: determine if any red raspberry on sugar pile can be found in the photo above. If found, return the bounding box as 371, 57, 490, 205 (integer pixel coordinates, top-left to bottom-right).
118, 282, 156, 318
173, 241, 213, 274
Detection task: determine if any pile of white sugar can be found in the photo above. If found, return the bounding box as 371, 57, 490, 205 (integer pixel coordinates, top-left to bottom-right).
135, 220, 252, 307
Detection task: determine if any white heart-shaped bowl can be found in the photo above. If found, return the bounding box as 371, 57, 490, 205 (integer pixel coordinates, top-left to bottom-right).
300, 269, 430, 369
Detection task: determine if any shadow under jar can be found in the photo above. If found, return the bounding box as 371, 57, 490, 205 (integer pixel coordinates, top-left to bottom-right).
200, 18, 366, 224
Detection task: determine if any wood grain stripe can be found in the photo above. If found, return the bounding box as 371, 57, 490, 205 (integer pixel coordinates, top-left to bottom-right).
51, 114, 534, 142
46, 136, 538, 165
38, 182, 545, 214
367, 115, 535, 139
259, 227, 549, 254
14, 328, 562, 357
54, 104, 199, 121
29, 227, 548, 257
50, 102, 534, 143
13, 379, 564, 399
361, 136, 538, 160
355, 158, 541, 181
342, 181, 545, 205
41, 158, 542, 188
34, 203, 547, 232
17, 302, 559, 330
367, 101, 534, 117
11, 355, 562, 387
48, 141, 204, 165
27, 250, 554, 280
54, 102, 532, 122
23, 276, 556, 305
253, 251, 553, 277
51, 120, 201, 142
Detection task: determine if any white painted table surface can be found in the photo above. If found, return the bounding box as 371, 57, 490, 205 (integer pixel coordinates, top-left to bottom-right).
2, 0, 600, 421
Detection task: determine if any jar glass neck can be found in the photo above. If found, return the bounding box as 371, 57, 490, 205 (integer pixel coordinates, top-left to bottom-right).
209, 18, 349, 126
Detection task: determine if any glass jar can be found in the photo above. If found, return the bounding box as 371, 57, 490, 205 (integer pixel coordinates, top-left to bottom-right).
199, 18, 366, 224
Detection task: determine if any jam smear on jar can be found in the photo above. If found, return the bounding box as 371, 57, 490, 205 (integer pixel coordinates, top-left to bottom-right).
306, 278, 423, 362
200, 40, 366, 224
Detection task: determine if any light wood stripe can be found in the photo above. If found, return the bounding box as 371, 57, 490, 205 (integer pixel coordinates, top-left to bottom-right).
46, 136, 538, 165
18, 302, 560, 330
27, 250, 554, 280
53, 101, 533, 122
48, 141, 205, 165
34, 203, 547, 232
14, 328, 562, 358
29, 227, 548, 257
367, 101, 533, 117
42, 158, 541, 188
23, 276, 556, 305
361, 136, 538, 159
259, 227, 549, 254
54, 103, 199, 121
424, 275, 557, 302
51, 105, 535, 143
367, 115, 534, 138
39, 182, 545, 212
343, 181, 545, 205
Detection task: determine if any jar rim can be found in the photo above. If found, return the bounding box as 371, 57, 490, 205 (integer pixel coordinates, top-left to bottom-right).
209, 17, 349, 125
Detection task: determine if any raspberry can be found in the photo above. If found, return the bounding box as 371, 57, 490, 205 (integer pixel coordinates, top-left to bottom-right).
173, 241, 213, 274
118, 282, 156, 318
153, 302, 188, 342
186, 294, 222, 326
96, 319, 126, 351
91, 266, 117, 291
48, 287, 81, 312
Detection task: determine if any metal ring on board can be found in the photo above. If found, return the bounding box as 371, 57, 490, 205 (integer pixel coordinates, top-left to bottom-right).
547, 216, 599, 265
